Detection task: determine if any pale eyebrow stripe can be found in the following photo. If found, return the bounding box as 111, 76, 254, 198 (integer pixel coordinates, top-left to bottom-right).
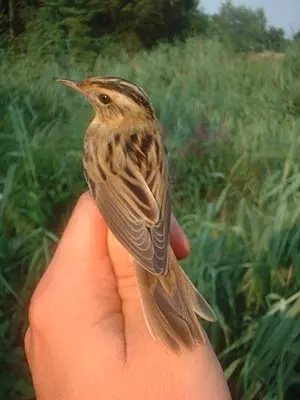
94, 79, 154, 115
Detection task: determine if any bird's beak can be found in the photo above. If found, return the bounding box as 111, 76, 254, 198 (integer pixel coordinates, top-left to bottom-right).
57, 79, 85, 96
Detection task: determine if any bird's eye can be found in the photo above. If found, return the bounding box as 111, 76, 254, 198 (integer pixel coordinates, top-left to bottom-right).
98, 94, 111, 105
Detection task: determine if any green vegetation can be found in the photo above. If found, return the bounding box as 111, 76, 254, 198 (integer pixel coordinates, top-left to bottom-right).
1, 36, 300, 399
1, 0, 296, 55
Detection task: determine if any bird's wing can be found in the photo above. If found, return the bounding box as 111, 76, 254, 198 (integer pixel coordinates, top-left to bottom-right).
83, 151, 171, 276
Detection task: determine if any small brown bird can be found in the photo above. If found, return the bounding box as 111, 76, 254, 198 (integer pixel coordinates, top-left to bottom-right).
58, 76, 216, 351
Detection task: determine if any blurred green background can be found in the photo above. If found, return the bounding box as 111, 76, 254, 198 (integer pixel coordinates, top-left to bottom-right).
1, 1, 300, 399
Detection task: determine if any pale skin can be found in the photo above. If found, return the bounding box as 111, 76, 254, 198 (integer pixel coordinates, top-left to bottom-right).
25, 193, 232, 400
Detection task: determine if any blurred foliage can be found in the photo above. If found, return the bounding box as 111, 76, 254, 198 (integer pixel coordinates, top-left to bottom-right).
1, 36, 300, 399
0, 0, 294, 56
208, 0, 288, 53
0, 0, 201, 53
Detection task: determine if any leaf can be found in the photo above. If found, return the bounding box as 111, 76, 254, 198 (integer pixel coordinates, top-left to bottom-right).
224, 358, 242, 380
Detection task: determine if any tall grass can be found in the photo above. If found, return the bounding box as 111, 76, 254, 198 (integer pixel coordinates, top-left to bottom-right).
1, 38, 300, 399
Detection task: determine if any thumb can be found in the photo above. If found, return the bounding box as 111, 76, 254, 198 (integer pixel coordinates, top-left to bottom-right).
29, 192, 118, 328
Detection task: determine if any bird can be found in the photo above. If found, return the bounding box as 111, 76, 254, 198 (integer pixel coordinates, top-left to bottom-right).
58, 76, 216, 352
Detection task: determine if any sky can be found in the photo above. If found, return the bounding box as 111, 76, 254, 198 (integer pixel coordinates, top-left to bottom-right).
200, 0, 300, 37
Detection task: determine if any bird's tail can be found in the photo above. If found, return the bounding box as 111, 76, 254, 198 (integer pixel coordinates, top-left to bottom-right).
135, 247, 216, 352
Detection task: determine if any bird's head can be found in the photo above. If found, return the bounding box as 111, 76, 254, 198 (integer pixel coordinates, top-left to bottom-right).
58, 77, 155, 125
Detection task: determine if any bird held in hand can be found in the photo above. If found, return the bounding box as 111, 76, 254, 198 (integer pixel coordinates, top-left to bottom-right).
58, 76, 216, 352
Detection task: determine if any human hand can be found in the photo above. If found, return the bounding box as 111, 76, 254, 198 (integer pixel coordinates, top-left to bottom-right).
25, 193, 231, 400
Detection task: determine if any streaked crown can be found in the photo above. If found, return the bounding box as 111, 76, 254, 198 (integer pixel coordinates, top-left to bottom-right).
58, 76, 155, 118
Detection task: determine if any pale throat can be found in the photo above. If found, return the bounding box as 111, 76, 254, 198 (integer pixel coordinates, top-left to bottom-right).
90, 111, 152, 133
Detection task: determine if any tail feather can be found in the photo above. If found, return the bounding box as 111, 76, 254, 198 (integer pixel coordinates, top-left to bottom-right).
180, 267, 217, 322
135, 264, 184, 351
135, 248, 216, 351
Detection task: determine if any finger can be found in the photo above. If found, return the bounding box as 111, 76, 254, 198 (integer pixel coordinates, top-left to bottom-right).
27, 193, 125, 364
170, 214, 190, 260
51, 191, 108, 269
29, 192, 117, 316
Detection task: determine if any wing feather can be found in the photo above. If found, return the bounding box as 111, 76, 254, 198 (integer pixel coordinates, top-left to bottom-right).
83, 137, 171, 276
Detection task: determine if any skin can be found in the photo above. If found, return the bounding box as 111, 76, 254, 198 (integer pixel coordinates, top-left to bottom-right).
25, 193, 232, 400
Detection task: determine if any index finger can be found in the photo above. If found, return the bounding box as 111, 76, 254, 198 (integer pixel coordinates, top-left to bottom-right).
170, 214, 190, 260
